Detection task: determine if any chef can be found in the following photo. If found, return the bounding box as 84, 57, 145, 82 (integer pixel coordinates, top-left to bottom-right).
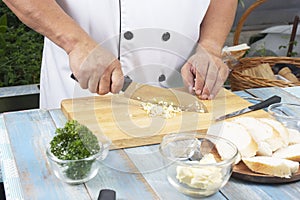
3, 0, 237, 109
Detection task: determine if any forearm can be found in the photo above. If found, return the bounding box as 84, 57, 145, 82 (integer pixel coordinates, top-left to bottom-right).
3, 0, 91, 54
199, 0, 238, 56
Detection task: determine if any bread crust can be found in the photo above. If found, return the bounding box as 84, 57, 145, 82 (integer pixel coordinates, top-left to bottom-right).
273, 144, 300, 162
242, 156, 298, 178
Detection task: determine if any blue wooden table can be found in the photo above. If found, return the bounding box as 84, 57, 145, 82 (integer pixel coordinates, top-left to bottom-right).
1, 86, 300, 200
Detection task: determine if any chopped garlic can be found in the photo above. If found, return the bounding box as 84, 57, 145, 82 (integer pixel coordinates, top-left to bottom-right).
141, 101, 181, 119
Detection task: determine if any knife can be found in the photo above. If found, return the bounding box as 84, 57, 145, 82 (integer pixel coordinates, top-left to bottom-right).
70, 74, 207, 113
215, 95, 281, 121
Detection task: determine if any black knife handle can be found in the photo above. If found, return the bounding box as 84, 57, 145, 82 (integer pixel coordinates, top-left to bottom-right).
248, 95, 281, 111
71, 73, 78, 82
98, 189, 116, 200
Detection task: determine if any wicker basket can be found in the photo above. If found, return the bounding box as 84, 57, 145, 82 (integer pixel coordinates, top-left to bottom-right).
229, 0, 300, 91
233, 0, 268, 46
229, 57, 300, 91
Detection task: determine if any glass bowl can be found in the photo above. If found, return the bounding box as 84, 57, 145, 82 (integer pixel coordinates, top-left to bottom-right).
46, 138, 111, 184
159, 133, 238, 197
268, 103, 300, 131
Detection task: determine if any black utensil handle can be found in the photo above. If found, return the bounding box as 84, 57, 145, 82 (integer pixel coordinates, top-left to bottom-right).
98, 189, 116, 200
248, 95, 281, 111
70, 73, 78, 82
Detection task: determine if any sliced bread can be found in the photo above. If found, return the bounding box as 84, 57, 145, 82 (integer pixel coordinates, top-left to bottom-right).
288, 128, 300, 145
273, 143, 300, 162
207, 121, 258, 162
233, 117, 283, 156
242, 156, 299, 178
259, 118, 289, 147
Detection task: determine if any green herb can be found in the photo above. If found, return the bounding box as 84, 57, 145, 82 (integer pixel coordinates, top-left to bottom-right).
50, 120, 101, 180
0, 2, 43, 87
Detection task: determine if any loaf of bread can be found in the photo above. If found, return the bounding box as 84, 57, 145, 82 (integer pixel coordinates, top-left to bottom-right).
242, 156, 299, 178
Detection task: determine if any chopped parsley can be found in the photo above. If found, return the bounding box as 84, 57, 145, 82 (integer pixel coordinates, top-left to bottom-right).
50, 120, 101, 180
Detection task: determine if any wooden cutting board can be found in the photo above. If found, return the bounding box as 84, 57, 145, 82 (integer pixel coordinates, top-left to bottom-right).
61, 88, 270, 150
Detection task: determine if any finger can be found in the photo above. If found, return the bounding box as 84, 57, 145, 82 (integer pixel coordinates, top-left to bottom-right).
209, 63, 229, 99
198, 62, 218, 100
194, 70, 205, 96
98, 66, 113, 95
87, 72, 100, 93
98, 75, 111, 95
76, 69, 90, 90
181, 63, 196, 93
194, 60, 209, 96
110, 61, 124, 93
74, 60, 90, 89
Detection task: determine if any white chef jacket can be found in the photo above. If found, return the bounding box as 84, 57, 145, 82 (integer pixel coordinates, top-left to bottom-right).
40, 0, 210, 109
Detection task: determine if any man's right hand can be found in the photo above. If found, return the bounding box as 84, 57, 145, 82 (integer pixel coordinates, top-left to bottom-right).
69, 39, 124, 95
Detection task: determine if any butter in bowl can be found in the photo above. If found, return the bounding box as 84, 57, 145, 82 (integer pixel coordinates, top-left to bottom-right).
159, 133, 238, 197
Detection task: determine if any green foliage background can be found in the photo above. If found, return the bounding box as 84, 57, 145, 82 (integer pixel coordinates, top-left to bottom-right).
0, 2, 43, 87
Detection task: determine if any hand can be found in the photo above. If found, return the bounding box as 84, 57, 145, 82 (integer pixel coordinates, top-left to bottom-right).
181, 45, 229, 100
68, 39, 124, 95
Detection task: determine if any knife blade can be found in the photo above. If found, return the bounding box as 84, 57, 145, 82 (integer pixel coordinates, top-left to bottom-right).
70, 74, 207, 113
215, 95, 281, 121
122, 75, 207, 113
